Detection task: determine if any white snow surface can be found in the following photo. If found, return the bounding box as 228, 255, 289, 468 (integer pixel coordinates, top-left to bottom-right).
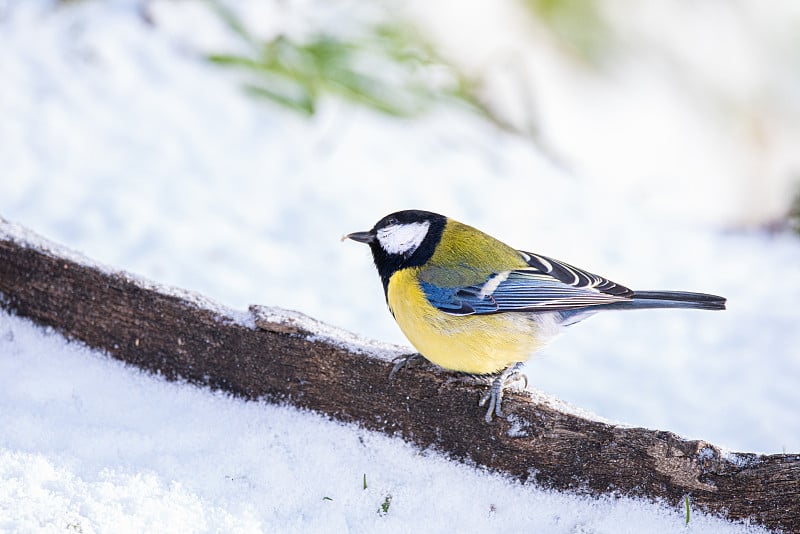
0, 0, 797, 531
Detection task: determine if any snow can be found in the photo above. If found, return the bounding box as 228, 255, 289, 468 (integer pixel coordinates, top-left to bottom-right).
0, 311, 768, 534
0, 0, 797, 530
251, 304, 407, 362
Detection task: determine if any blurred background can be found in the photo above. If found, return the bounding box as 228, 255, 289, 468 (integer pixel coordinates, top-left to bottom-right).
1, 0, 799, 454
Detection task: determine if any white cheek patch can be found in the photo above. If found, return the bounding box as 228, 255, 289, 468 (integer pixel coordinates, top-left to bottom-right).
376, 221, 431, 256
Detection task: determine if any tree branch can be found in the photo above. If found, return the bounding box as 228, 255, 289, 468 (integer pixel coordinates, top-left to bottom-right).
0, 218, 796, 532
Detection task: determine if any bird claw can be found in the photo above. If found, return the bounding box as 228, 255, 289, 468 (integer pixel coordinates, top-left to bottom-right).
389, 356, 527, 423
478, 363, 527, 422
388, 353, 425, 380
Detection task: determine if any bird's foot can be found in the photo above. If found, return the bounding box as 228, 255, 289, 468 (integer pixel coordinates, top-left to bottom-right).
478, 363, 528, 422
388, 353, 425, 380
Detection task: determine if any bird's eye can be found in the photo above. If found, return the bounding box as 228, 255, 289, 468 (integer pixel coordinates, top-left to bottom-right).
385, 217, 398, 226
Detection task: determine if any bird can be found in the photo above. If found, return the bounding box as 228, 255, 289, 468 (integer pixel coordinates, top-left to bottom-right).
344, 209, 726, 422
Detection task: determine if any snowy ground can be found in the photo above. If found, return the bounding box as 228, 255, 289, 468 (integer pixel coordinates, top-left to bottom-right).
0, 312, 769, 533
0, 0, 798, 531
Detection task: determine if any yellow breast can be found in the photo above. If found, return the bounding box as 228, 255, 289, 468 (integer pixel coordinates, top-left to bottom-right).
387, 268, 551, 375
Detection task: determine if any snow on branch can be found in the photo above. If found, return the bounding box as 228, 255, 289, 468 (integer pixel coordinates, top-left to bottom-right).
0, 217, 797, 532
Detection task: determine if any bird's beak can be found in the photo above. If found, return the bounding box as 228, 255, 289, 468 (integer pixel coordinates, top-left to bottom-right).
341, 230, 375, 244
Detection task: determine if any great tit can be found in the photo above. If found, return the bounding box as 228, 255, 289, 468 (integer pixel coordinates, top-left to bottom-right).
345, 210, 726, 422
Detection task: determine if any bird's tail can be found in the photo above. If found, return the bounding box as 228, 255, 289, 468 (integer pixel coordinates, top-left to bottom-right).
620, 290, 727, 311
559, 290, 726, 325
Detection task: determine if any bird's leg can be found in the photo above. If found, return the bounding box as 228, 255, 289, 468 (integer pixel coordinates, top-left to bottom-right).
478, 363, 527, 422
388, 353, 426, 380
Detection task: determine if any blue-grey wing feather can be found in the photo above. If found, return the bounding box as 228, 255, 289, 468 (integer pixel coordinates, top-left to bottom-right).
421, 250, 633, 316
519, 250, 632, 297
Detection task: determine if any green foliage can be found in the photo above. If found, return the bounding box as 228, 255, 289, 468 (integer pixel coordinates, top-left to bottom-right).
684, 494, 691, 525
361, 473, 392, 515
207, 1, 482, 118
378, 494, 392, 515
521, 0, 612, 65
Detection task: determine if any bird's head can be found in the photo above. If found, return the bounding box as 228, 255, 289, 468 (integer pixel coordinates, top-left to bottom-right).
344, 210, 446, 291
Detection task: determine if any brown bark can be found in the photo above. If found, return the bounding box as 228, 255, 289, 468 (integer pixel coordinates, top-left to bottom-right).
0, 219, 797, 532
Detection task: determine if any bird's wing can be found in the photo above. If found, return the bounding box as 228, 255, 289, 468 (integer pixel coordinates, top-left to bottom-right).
518, 250, 633, 297
420, 250, 633, 316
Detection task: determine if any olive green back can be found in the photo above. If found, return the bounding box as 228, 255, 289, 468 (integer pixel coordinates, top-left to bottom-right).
419, 219, 528, 288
